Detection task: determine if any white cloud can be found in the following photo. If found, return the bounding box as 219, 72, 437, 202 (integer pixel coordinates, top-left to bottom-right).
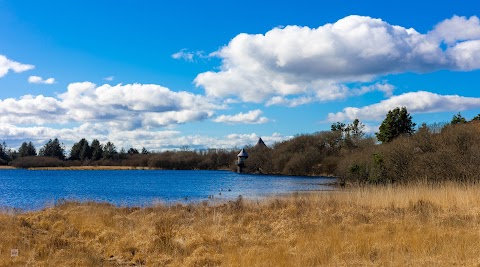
224, 132, 291, 147
350, 82, 395, 97
0, 55, 34, 78
58, 82, 220, 128
172, 49, 194, 61
327, 91, 480, 122
28, 75, 56, 84
430, 15, 480, 45
0, 122, 291, 152
104, 76, 114, 81
195, 15, 480, 104
446, 40, 480, 70
214, 109, 270, 124
0, 82, 221, 129
263, 82, 394, 107
172, 49, 208, 62
0, 95, 65, 124
265, 96, 313, 107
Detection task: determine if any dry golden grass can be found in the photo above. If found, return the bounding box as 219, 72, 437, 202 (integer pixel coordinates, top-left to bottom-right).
0, 166, 16, 169
2, 184, 480, 266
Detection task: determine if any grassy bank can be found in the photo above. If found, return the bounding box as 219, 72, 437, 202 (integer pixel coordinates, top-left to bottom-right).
0, 166, 16, 169
2, 184, 480, 266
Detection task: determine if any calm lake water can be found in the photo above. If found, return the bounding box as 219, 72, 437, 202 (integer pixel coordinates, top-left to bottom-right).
0, 170, 336, 210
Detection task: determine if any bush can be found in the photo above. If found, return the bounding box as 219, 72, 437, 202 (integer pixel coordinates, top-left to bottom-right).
336, 123, 480, 185
12, 156, 67, 168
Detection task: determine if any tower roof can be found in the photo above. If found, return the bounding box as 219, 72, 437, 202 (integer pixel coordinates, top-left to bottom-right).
255, 137, 267, 148
237, 148, 248, 157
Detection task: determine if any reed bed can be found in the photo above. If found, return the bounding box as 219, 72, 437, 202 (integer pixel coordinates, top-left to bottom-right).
2, 183, 480, 266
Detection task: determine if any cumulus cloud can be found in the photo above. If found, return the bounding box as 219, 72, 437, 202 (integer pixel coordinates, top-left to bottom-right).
327, 91, 480, 122
195, 15, 480, 104
0, 95, 65, 124
28, 75, 56, 84
0, 123, 106, 145
0, 81, 273, 150
0, 55, 34, 78
264, 81, 395, 107
57, 82, 220, 128
214, 110, 270, 124
0, 82, 220, 129
430, 15, 480, 45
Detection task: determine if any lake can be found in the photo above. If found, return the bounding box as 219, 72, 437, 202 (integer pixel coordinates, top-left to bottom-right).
0, 170, 336, 210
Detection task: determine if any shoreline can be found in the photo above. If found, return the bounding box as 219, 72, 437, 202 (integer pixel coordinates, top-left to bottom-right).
0, 165, 339, 179
26, 166, 153, 171
0, 166, 16, 169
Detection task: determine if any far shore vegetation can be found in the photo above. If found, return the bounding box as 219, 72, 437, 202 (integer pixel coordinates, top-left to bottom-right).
1, 107, 480, 185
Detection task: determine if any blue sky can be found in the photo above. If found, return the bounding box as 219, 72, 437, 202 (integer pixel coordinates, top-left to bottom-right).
0, 0, 480, 151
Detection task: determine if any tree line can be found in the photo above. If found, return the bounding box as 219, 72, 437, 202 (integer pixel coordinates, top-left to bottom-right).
2, 107, 480, 186
0, 138, 150, 165
1, 137, 239, 170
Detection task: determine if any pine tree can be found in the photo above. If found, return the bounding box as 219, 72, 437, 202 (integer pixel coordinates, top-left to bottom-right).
18, 142, 37, 157
0, 141, 11, 164
128, 148, 139, 154
70, 138, 91, 161
376, 107, 416, 143
90, 139, 103, 161
102, 142, 117, 159
39, 138, 65, 160
451, 112, 467, 124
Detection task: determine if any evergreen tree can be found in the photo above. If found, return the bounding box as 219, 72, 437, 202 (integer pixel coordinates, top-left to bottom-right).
70, 138, 91, 161
451, 112, 467, 124
128, 148, 139, 154
7, 148, 18, 162
18, 142, 37, 157
0, 141, 11, 165
102, 142, 117, 159
90, 139, 103, 161
330, 122, 346, 132
38, 138, 65, 160
141, 147, 149, 154
472, 114, 480, 121
376, 107, 416, 143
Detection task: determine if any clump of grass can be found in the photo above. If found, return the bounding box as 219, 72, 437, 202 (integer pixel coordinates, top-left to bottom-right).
2, 184, 480, 266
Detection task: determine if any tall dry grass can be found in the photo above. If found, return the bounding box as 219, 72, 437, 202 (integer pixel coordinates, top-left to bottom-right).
2, 184, 480, 266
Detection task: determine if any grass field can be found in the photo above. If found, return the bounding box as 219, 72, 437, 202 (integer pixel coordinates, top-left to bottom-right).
2, 183, 480, 266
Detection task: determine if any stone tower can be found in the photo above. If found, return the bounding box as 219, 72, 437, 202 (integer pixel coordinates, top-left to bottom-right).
236, 148, 248, 173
